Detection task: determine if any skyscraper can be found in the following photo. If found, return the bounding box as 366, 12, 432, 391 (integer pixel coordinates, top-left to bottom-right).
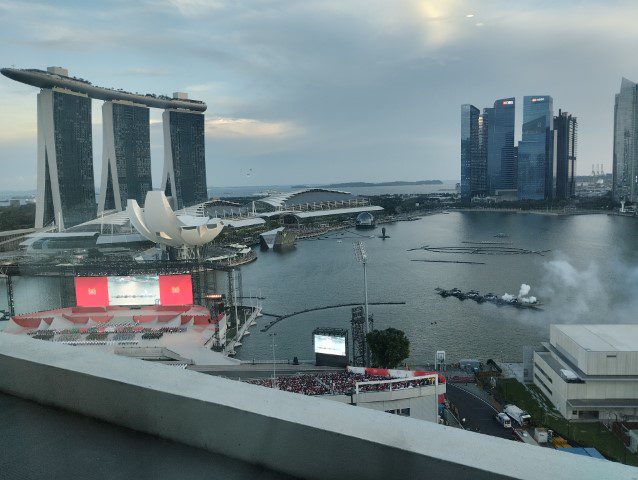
162, 104, 208, 210
461, 105, 478, 200
476, 110, 489, 195
36, 87, 96, 229
487, 98, 516, 192
554, 110, 577, 199
1, 66, 208, 228
518, 95, 554, 201
98, 101, 153, 213
612, 77, 638, 203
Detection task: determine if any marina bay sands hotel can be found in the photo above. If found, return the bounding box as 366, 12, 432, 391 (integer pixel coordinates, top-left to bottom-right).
1, 66, 208, 229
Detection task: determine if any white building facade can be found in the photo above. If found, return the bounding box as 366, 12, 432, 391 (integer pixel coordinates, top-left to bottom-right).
533, 324, 638, 421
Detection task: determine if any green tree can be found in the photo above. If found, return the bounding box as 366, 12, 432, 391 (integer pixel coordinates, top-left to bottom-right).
366, 327, 410, 368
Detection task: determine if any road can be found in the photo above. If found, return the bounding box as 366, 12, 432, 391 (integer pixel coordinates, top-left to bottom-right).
445, 383, 514, 440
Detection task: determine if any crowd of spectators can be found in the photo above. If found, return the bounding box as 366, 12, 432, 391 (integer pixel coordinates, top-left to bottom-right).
86, 332, 109, 341
112, 332, 135, 342
25, 325, 185, 343
141, 331, 164, 340
246, 372, 437, 396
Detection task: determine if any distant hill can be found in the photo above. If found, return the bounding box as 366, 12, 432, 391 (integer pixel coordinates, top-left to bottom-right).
321, 180, 443, 188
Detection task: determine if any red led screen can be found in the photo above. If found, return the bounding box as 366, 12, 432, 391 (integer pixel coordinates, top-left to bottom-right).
75, 275, 193, 307
75, 276, 110, 307
158, 274, 193, 306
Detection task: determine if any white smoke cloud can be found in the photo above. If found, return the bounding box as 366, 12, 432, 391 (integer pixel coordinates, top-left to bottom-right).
502, 283, 537, 304
518, 283, 531, 298
532, 256, 638, 325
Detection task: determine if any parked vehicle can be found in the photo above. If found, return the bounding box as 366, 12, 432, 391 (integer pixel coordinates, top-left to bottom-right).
495, 412, 512, 428
504, 404, 532, 427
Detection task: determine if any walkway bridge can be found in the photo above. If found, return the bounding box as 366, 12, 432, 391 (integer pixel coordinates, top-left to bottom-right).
260, 301, 406, 332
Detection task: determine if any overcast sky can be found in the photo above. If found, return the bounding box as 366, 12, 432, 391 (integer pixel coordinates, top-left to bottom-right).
1, 0, 637, 190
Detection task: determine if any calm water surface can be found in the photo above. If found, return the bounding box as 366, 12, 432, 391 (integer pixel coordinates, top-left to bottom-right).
236, 212, 638, 364
2, 212, 637, 364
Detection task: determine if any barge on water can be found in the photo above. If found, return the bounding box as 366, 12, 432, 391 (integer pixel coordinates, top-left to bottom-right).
435, 287, 542, 310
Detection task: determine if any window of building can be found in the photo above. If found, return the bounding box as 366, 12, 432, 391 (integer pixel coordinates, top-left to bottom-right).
534, 373, 552, 396
578, 411, 599, 420
534, 362, 553, 383
385, 408, 411, 417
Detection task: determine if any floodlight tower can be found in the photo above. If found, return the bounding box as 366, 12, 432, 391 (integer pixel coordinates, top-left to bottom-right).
268, 332, 277, 389
353, 241, 370, 337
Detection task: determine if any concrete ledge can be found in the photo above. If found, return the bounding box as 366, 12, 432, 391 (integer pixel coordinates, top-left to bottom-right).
0, 334, 635, 480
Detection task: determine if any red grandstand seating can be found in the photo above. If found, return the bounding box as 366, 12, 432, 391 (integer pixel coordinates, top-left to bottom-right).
192, 314, 211, 325
12, 317, 45, 329
71, 306, 106, 314
62, 314, 91, 324
89, 315, 114, 323
134, 315, 157, 323
156, 305, 190, 313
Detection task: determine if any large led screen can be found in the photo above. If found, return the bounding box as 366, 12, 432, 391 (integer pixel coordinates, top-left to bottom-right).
159, 274, 193, 305
107, 275, 160, 306
314, 334, 347, 357
75, 274, 193, 307
75, 276, 109, 307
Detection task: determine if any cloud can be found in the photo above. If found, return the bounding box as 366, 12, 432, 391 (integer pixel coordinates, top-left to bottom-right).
116, 67, 168, 77
205, 117, 302, 138
2, 0, 638, 186
146, 0, 224, 16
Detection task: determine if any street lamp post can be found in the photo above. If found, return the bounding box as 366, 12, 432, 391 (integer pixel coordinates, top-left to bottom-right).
353, 242, 370, 366
269, 332, 277, 389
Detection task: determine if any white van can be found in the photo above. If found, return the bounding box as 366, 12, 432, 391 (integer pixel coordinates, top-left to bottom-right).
495, 412, 512, 428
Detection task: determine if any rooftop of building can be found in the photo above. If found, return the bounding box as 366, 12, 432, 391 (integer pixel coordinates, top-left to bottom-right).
0, 334, 633, 480
553, 324, 638, 352
255, 188, 357, 209
1, 67, 206, 112
0, 391, 292, 480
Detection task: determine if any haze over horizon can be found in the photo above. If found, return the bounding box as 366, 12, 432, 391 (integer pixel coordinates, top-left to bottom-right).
1, 0, 637, 191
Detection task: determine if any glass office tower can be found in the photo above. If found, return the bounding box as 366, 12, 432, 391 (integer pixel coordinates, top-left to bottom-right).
475, 111, 489, 196
99, 101, 153, 212
488, 98, 516, 192
612, 78, 638, 202
461, 104, 480, 200
517, 96, 554, 201
162, 109, 208, 210
36, 88, 96, 229
554, 110, 577, 199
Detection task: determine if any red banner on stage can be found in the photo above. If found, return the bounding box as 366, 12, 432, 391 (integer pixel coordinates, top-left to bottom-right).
75, 277, 110, 307
158, 274, 193, 306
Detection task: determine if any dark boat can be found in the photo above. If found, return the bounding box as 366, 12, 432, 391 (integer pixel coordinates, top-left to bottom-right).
435, 287, 541, 310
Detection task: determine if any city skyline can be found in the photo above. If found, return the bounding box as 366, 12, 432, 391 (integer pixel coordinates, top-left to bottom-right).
1, 1, 638, 191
